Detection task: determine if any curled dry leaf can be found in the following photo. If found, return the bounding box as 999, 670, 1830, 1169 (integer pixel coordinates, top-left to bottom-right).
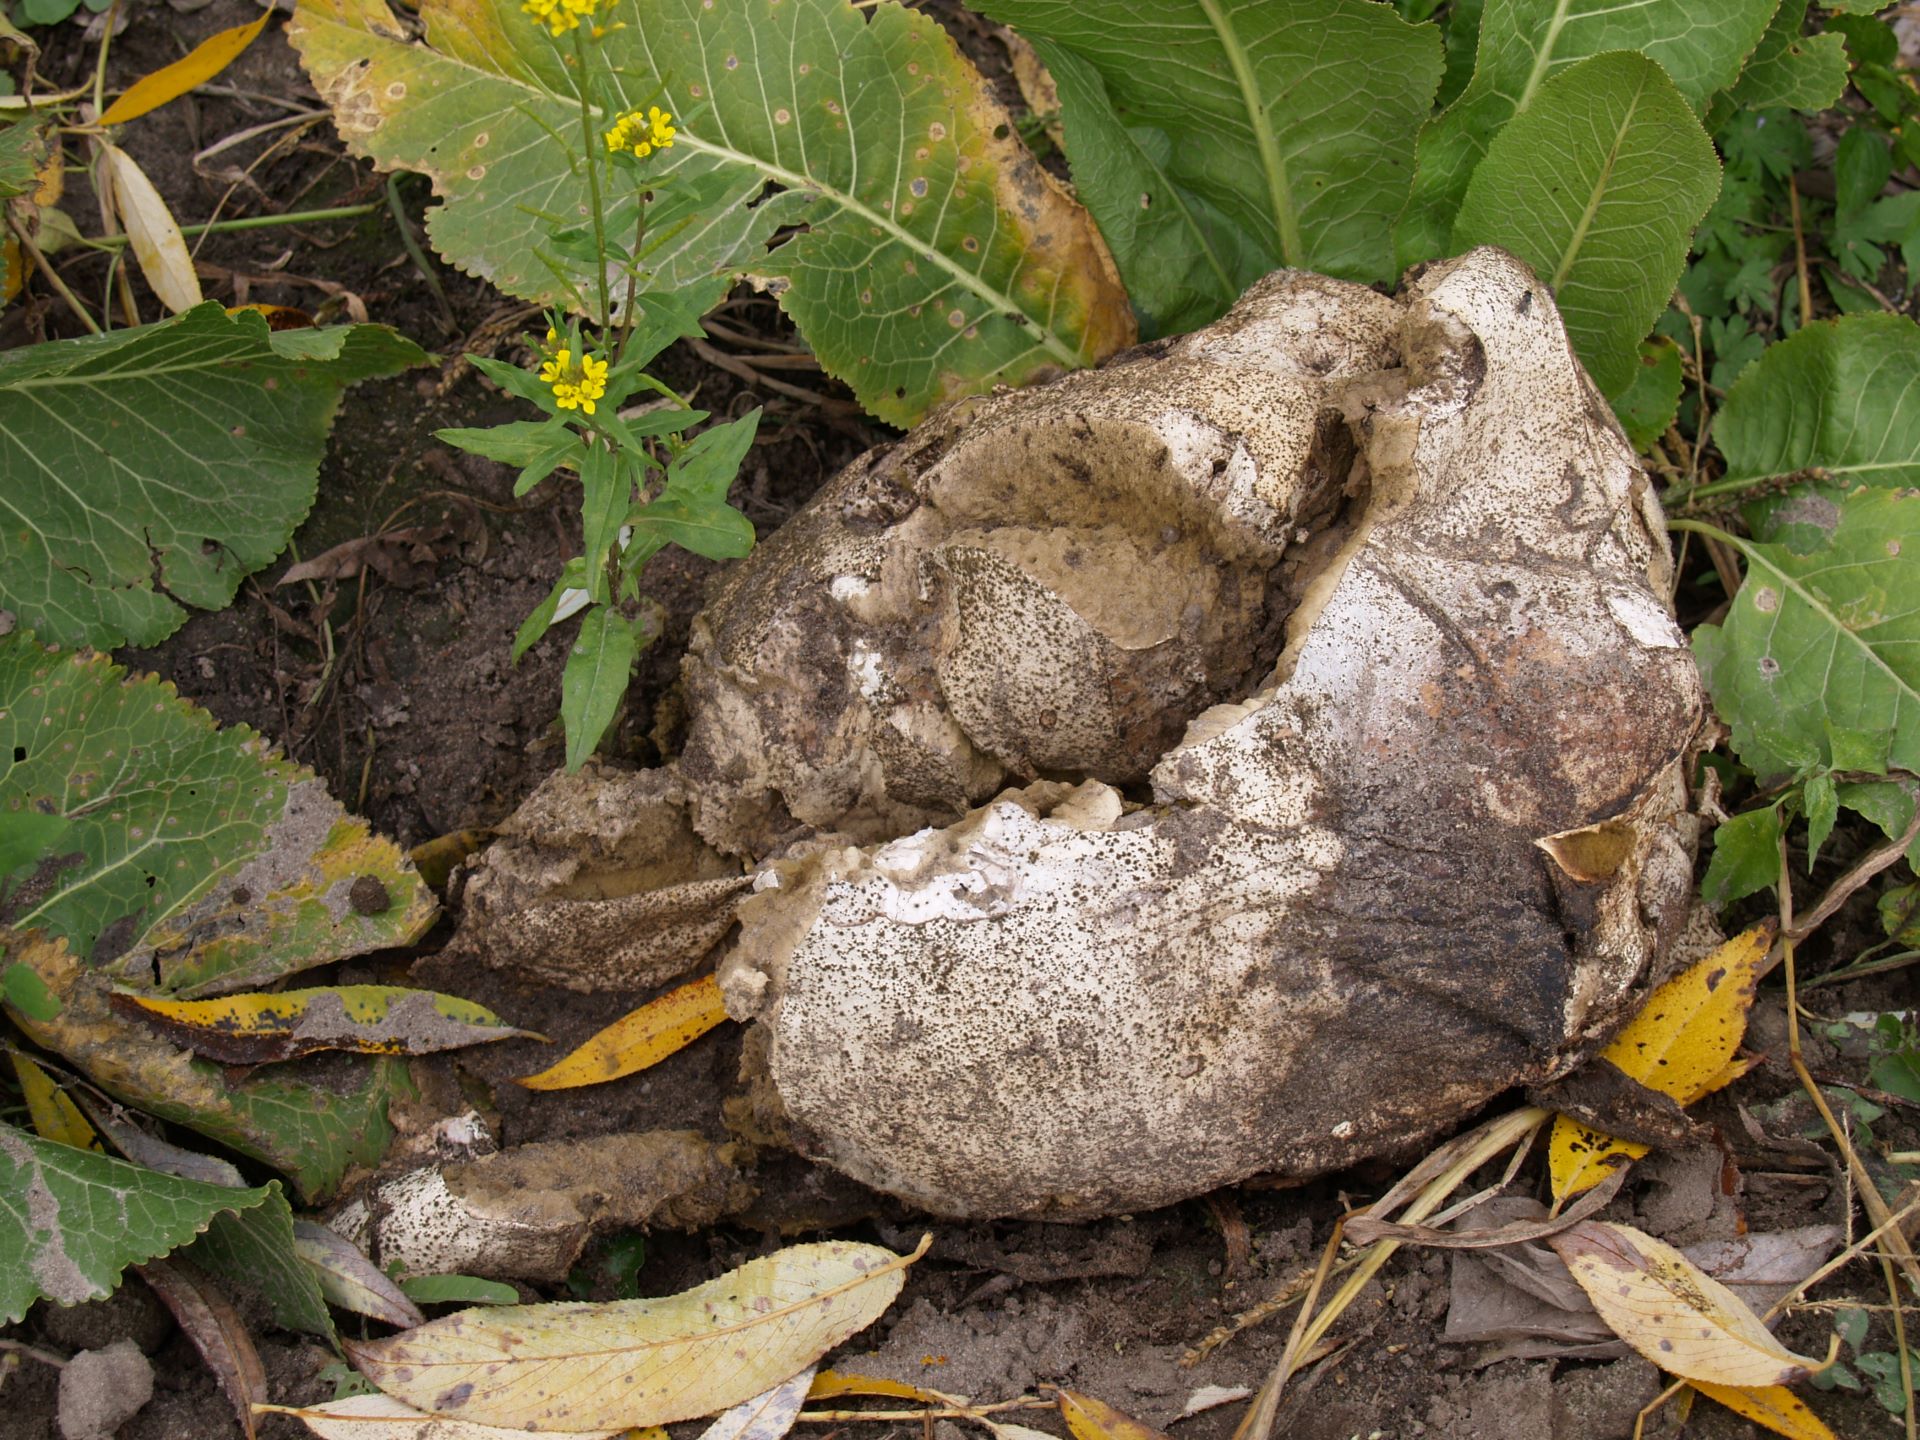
344, 1238, 929, 1430
98, 144, 201, 314
292, 1220, 426, 1329
262, 1392, 620, 1440
515, 974, 730, 1091
1547, 1221, 1824, 1389
138, 1258, 267, 1440
695, 1366, 816, 1440
112, 985, 541, 1065
808, 1372, 956, 1404
1549, 922, 1774, 1203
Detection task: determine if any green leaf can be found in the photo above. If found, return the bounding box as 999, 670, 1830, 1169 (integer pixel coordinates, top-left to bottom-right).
1022, 39, 1264, 339
0, 635, 436, 996
512, 557, 588, 663
1701, 805, 1783, 907
1723, 0, 1849, 114
1715, 314, 1920, 497
1836, 127, 1893, 215
290, 0, 1134, 427
1804, 772, 1839, 867
578, 446, 627, 606
190, 1183, 337, 1343
1611, 336, 1684, 452
0, 1120, 273, 1324
1687, 489, 1920, 785
0, 807, 69, 878
435, 418, 571, 466
561, 607, 640, 771
664, 410, 760, 510
397, 1272, 519, 1305
1397, 0, 1770, 267
973, 0, 1442, 287
1451, 51, 1721, 396
1829, 12, 1898, 67
0, 305, 425, 648
0, 120, 47, 200
1, 958, 59, 1021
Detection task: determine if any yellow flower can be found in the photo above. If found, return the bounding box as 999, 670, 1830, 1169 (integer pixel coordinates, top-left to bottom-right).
604, 106, 677, 160
539, 346, 610, 416
522, 0, 598, 38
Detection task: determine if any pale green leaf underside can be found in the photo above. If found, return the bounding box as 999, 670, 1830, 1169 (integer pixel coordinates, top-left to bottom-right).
1452, 51, 1720, 396
0, 304, 424, 649
0, 635, 435, 995
0, 1120, 272, 1324
1716, 313, 1920, 491
970, 0, 1442, 286
291, 0, 1132, 427
1689, 489, 1920, 783
1397, 0, 1774, 268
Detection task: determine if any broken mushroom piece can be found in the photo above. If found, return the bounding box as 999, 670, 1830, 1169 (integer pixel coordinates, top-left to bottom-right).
708, 248, 1704, 1219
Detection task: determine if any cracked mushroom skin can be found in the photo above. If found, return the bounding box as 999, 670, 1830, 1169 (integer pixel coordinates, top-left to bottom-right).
700, 248, 1703, 1220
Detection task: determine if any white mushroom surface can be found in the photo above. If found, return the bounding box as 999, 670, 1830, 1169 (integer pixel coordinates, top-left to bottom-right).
695, 248, 1705, 1219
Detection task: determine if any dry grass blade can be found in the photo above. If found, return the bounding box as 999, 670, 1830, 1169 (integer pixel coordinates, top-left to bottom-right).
139, 1258, 266, 1440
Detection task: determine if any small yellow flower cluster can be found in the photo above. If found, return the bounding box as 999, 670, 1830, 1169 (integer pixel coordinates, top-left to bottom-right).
539, 330, 610, 415
604, 106, 677, 161
522, 0, 598, 38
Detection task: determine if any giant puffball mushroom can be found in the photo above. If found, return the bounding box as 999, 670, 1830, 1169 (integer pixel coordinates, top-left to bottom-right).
699, 248, 1705, 1220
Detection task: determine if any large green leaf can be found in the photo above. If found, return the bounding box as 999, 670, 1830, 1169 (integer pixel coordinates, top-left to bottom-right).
1396, 0, 1773, 268
972, 0, 1441, 287
0, 635, 435, 997
1712, 314, 1920, 497
192, 1184, 337, 1342
0, 304, 425, 649
1724, 0, 1849, 113
0, 1119, 273, 1323
4, 927, 409, 1201
1451, 51, 1721, 396
289, 0, 1133, 427
1686, 488, 1920, 784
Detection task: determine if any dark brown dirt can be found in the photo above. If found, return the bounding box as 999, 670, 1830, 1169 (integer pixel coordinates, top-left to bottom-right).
1, 6, 1913, 1440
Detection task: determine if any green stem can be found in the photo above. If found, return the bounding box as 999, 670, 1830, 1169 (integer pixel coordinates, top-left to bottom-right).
87, 204, 378, 248
569, 24, 613, 330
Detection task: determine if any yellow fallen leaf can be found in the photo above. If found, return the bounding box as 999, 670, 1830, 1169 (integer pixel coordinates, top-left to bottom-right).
98, 144, 201, 314
259, 1392, 619, 1440
1548, 1221, 1822, 1389
9, 1053, 99, 1151
1059, 1390, 1173, 1440
101, 11, 273, 127
345, 1236, 930, 1431
1550, 922, 1772, 1202
516, 974, 729, 1090
808, 1372, 954, 1404
1689, 1381, 1836, 1440
114, 985, 541, 1064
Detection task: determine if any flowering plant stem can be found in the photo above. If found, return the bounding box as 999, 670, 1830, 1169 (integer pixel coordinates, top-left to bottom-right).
569, 22, 613, 329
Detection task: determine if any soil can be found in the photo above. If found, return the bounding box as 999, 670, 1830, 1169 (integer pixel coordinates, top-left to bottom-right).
0, 5, 1913, 1440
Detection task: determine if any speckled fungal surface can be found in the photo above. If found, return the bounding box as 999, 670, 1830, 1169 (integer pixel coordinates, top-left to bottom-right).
696, 248, 1704, 1219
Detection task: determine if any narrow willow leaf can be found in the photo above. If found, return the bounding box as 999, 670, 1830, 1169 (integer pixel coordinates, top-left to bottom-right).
1548, 924, 1771, 1203
290, 0, 1133, 426
115, 985, 541, 1064
1715, 314, 1920, 495
1688, 488, 1920, 782
1690, 1380, 1838, 1440
0, 1119, 272, 1323
1059, 1390, 1174, 1440
1548, 1221, 1823, 1388
264, 1392, 620, 1440
1397, 0, 1772, 266
1452, 51, 1721, 396
10, 1052, 99, 1151
292, 1220, 425, 1330
345, 1239, 927, 1430
99, 144, 201, 314
972, 0, 1441, 287
139, 1257, 269, 1440
0, 635, 436, 995
561, 607, 640, 771
516, 973, 730, 1091
193, 1188, 339, 1343
696, 1366, 815, 1440
808, 1372, 953, 1404
398, 1274, 520, 1306
100, 10, 273, 126
0, 304, 425, 648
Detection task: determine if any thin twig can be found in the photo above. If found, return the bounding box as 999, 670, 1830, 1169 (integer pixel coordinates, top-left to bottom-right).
0, 1339, 67, 1369
1788, 805, 1920, 942
8, 214, 101, 333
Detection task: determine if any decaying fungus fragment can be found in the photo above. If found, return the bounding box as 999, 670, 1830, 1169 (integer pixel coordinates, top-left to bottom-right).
465, 248, 1704, 1222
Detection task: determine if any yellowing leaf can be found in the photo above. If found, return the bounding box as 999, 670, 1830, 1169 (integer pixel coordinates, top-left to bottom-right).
112, 985, 541, 1065
1550, 923, 1772, 1202
99, 144, 201, 314
808, 1372, 952, 1404
345, 1238, 928, 1431
1059, 1390, 1172, 1440
515, 974, 729, 1091
262, 1392, 621, 1440
101, 11, 273, 127
1689, 1381, 1837, 1440
1548, 1221, 1823, 1389
9, 1052, 99, 1151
